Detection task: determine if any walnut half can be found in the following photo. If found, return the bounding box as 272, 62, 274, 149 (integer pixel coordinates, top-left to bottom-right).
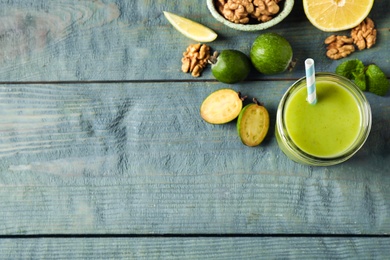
215, 0, 254, 24
324, 18, 378, 60
215, 0, 282, 24
324, 35, 355, 60
181, 43, 211, 77
252, 0, 281, 23
351, 17, 377, 50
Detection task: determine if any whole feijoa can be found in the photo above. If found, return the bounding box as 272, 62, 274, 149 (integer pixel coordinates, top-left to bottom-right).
250, 33, 293, 75
209, 50, 251, 84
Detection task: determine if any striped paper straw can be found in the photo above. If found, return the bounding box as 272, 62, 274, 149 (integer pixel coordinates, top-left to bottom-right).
305, 58, 317, 105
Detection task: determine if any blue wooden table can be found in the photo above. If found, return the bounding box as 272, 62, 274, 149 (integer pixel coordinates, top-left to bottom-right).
0, 0, 389, 258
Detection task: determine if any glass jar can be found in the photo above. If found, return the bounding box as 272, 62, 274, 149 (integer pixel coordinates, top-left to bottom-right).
275, 73, 372, 166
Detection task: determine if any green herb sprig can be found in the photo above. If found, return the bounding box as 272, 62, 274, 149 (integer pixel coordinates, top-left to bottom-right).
336, 59, 389, 96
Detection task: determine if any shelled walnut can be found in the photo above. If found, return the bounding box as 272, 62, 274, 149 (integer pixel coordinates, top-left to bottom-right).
351, 17, 377, 50
251, 0, 281, 22
215, 0, 282, 24
216, 0, 253, 24
325, 35, 355, 60
181, 43, 211, 77
324, 18, 378, 60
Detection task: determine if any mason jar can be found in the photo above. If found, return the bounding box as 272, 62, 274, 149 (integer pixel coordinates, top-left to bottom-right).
275, 73, 372, 166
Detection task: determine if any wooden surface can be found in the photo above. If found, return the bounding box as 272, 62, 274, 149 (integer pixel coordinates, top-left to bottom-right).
0, 0, 389, 258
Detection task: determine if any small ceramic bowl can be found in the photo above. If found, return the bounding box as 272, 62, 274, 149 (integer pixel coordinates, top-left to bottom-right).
206, 0, 294, 31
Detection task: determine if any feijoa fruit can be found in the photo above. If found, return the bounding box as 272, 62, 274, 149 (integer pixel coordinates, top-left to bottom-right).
209, 50, 251, 84
200, 88, 244, 124
250, 33, 293, 75
237, 99, 269, 146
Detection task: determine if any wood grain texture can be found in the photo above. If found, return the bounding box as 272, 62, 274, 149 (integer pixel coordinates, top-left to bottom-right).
1, 237, 389, 259
0, 82, 389, 235
0, 0, 389, 256
0, 0, 388, 81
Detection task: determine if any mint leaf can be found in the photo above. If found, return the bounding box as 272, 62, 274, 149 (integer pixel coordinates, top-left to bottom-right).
365, 64, 390, 96
335, 60, 389, 96
335, 59, 365, 80
352, 71, 367, 91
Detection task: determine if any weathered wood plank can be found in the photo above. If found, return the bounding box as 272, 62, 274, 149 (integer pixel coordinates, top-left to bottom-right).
0, 237, 389, 259
0, 82, 389, 234
0, 0, 388, 81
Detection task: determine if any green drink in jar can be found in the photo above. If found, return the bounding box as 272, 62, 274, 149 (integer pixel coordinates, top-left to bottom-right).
275, 73, 372, 166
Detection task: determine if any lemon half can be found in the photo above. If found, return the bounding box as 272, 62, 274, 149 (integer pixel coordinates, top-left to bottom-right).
163, 11, 217, 42
303, 0, 374, 32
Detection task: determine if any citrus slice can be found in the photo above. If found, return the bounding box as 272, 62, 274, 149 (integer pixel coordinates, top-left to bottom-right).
163, 11, 218, 42
303, 0, 374, 32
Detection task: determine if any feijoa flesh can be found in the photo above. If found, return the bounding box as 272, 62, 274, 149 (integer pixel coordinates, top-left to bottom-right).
209, 50, 251, 84
200, 89, 243, 124
237, 100, 269, 146
250, 33, 293, 75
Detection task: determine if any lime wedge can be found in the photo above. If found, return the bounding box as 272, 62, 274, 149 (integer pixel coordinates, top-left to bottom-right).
163, 11, 217, 42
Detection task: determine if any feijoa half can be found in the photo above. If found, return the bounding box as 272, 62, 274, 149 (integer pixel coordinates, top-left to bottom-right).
237, 99, 269, 146
200, 88, 244, 124
209, 50, 251, 84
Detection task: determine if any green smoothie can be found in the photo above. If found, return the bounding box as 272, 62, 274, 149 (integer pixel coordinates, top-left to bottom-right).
284, 81, 361, 158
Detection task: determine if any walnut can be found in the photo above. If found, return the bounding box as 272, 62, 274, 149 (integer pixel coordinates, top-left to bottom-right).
351, 17, 377, 50
215, 0, 254, 24
251, 0, 280, 22
325, 35, 355, 60
181, 43, 211, 77
215, 0, 282, 24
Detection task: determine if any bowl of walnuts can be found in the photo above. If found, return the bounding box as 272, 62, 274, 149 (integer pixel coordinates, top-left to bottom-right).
207, 0, 294, 31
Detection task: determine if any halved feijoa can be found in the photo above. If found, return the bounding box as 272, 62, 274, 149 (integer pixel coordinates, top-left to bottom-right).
200, 88, 243, 124
237, 100, 269, 146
